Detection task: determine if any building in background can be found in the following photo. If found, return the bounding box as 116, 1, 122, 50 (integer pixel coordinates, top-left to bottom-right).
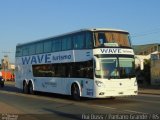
133, 43, 160, 55
150, 52, 160, 85
133, 43, 160, 65
133, 43, 160, 85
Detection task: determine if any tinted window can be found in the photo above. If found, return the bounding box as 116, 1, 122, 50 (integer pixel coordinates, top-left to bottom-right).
32, 60, 93, 79
44, 40, 52, 53
52, 39, 61, 52
22, 46, 29, 56
29, 44, 36, 55
62, 37, 72, 51
73, 33, 85, 49
86, 32, 93, 49
36, 42, 43, 54
16, 46, 22, 57
66, 37, 72, 50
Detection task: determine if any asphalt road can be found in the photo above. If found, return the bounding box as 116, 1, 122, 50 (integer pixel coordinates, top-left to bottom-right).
0, 82, 160, 120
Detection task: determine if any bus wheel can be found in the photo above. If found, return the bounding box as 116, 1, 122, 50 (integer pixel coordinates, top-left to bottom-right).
71, 84, 80, 100
28, 82, 34, 95
23, 82, 28, 94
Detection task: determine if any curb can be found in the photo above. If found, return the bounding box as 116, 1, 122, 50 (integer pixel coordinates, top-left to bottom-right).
138, 92, 160, 95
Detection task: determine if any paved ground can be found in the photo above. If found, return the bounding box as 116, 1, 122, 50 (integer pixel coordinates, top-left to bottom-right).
0, 82, 160, 114
0, 102, 23, 114
138, 84, 160, 95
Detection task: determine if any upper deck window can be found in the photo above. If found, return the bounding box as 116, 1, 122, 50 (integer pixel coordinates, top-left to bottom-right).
52, 39, 62, 52
16, 46, 22, 57
94, 31, 131, 48
36, 42, 44, 54
22, 46, 29, 56
86, 32, 93, 49
44, 40, 52, 53
73, 33, 85, 49
62, 36, 72, 51
29, 44, 36, 55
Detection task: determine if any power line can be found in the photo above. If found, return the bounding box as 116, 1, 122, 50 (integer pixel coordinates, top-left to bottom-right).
0, 51, 15, 54
131, 31, 160, 38
131, 27, 160, 38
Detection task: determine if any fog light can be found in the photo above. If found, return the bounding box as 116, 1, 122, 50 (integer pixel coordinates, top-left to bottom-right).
99, 92, 104, 95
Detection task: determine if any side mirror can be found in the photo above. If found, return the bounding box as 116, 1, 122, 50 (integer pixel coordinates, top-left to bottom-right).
94, 56, 100, 71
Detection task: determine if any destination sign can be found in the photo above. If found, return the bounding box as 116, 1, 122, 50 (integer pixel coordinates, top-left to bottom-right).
93, 48, 134, 55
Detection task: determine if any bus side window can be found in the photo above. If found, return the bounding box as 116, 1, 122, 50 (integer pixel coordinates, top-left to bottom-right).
44, 40, 52, 53
29, 44, 36, 55
73, 33, 85, 49
52, 39, 62, 52
62, 37, 72, 51
22, 46, 29, 56
36, 42, 44, 54
16, 46, 22, 57
86, 32, 93, 49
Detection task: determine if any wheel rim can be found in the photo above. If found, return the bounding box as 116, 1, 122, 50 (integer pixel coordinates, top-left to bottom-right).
29, 83, 34, 94
72, 84, 80, 100
23, 83, 28, 94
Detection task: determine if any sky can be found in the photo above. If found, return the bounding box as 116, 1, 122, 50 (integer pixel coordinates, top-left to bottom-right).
0, 0, 160, 63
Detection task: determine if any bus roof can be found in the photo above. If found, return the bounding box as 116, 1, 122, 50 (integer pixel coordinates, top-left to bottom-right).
85, 28, 128, 32
16, 28, 129, 47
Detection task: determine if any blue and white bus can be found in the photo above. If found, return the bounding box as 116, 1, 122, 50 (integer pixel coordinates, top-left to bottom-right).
15, 28, 138, 100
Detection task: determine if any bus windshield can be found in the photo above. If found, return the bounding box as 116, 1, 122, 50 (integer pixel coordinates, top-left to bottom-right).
94, 31, 131, 48
95, 57, 135, 79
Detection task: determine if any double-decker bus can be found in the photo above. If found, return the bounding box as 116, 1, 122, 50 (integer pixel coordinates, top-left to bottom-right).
15, 28, 138, 100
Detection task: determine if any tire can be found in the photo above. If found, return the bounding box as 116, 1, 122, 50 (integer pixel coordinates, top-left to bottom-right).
28, 82, 34, 95
71, 84, 80, 100
23, 82, 28, 94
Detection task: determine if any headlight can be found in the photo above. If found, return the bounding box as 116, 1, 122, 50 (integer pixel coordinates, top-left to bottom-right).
95, 81, 103, 87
